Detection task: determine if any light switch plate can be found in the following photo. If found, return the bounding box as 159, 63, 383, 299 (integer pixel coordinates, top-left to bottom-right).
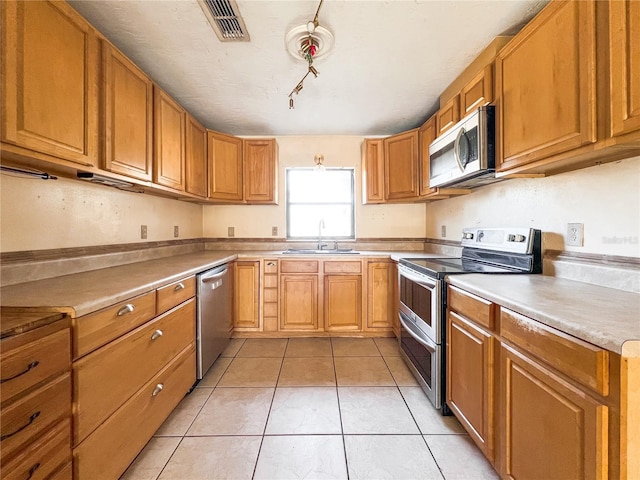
272, 226, 278, 236
228, 226, 235, 237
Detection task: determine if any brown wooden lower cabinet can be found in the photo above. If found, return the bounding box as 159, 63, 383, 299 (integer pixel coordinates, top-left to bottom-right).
499, 343, 608, 480
324, 275, 362, 332
446, 284, 625, 480
280, 274, 319, 331
447, 310, 494, 460
233, 261, 260, 331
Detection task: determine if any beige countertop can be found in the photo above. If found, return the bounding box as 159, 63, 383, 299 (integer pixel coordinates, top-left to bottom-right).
0, 251, 237, 317
447, 275, 640, 356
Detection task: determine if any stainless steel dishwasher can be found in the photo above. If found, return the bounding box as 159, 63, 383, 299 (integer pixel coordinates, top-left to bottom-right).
196, 263, 231, 380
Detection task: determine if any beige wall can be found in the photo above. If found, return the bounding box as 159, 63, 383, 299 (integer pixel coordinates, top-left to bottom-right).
202, 136, 427, 239
425, 156, 640, 257
0, 174, 203, 252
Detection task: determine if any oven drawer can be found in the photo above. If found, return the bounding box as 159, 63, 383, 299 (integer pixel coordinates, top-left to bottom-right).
448, 285, 495, 331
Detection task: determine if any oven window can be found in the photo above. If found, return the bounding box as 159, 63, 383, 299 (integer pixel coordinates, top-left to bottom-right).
400, 276, 434, 331
400, 321, 432, 389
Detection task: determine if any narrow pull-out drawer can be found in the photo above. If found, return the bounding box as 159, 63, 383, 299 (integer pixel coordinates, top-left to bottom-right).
74, 345, 196, 480
73, 291, 156, 359
264, 260, 278, 273
73, 299, 195, 445
1, 328, 70, 404
2, 417, 71, 480
1, 373, 70, 460
500, 307, 609, 396
156, 276, 195, 314
447, 285, 495, 331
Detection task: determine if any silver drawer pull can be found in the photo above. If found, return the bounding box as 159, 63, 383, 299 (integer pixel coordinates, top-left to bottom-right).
174, 282, 185, 291
152, 383, 164, 396
151, 329, 163, 341
117, 304, 135, 316
267, 262, 275, 266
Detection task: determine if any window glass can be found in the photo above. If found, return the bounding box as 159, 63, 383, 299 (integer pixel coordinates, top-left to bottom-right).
286, 168, 355, 239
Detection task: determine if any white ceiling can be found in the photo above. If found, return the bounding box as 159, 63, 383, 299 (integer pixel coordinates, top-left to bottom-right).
69, 0, 547, 136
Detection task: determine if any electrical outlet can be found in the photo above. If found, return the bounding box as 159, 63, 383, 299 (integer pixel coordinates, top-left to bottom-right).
567, 223, 584, 246
441, 225, 446, 238
174, 226, 179, 238
228, 226, 235, 237
272, 226, 278, 236
140, 225, 147, 239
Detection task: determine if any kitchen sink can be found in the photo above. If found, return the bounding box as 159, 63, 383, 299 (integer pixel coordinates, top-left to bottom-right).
282, 248, 359, 254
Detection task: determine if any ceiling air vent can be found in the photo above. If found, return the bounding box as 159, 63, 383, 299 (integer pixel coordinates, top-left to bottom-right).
197, 0, 250, 42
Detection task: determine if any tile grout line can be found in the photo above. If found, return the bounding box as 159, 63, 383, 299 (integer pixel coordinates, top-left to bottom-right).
251, 338, 288, 480
331, 337, 351, 480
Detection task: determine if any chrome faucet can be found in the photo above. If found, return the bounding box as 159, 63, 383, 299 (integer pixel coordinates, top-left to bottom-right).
317, 219, 327, 250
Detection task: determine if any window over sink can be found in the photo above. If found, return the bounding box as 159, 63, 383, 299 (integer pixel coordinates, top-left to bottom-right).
286, 167, 355, 240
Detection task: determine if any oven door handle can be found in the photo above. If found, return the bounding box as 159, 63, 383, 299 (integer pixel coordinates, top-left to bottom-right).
399, 313, 436, 352
398, 265, 438, 289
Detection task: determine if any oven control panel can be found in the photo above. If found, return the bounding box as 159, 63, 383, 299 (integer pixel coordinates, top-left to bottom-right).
461, 227, 538, 254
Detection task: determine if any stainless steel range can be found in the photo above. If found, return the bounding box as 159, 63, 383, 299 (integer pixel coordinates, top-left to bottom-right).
397, 227, 542, 414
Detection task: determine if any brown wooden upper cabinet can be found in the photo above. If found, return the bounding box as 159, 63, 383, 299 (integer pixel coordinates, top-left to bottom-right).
208, 132, 278, 204
153, 88, 186, 191
384, 129, 419, 200
185, 115, 207, 198
361, 139, 385, 204
207, 131, 243, 201
460, 64, 493, 118
1, 0, 99, 167
436, 96, 460, 136
102, 42, 153, 182
609, 0, 640, 138
418, 115, 437, 197
243, 138, 278, 204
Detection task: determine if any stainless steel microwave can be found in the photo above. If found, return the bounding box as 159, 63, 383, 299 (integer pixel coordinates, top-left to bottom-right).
428, 105, 498, 189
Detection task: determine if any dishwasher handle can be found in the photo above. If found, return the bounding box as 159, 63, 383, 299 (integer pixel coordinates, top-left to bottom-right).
200, 264, 228, 283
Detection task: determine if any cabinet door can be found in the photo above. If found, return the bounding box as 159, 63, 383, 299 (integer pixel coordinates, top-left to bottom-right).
362, 139, 385, 204
243, 139, 277, 204
154, 88, 186, 191
447, 311, 495, 459
436, 96, 460, 136
418, 116, 437, 197
496, 1, 596, 171
460, 64, 493, 118
102, 42, 153, 181
185, 115, 207, 197
1, 1, 98, 166
234, 261, 260, 330
324, 275, 362, 332
499, 343, 608, 480
280, 274, 318, 331
609, 0, 640, 137
384, 129, 419, 200
208, 131, 243, 201
366, 261, 393, 330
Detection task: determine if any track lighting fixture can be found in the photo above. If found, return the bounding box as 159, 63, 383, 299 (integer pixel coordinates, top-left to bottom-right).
286, 0, 333, 109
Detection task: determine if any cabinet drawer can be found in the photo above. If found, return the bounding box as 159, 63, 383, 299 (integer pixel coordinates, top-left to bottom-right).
1, 328, 70, 405
74, 299, 195, 445
73, 291, 156, 359
1, 373, 70, 460
264, 274, 278, 289
324, 261, 362, 274
263, 303, 278, 317
156, 276, 195, 314
500, 307, 609, 396
263, 288, 278, 303
2, 417, 71, 480
448, 286, 495, 331
74, 345, 196, 480
264, 260, 278, 273
281, 260, 319, 273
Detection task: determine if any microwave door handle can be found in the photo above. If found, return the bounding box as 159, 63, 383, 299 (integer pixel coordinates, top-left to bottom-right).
453, 127, 466, 172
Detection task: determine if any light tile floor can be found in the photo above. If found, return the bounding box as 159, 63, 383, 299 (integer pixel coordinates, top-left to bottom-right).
121, 337, 499, 480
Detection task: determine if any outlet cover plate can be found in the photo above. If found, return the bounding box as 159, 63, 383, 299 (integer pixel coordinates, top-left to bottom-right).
567, 223, 584, 246
174, 226, 179, 238
272, 226, 278, 236
228, 226, 235, 237
141, 225, 148, 240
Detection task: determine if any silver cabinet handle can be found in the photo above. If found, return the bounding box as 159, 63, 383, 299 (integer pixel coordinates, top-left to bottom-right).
152, 383, 164, 396
174, 282, 185, 291
151, 329, 163, 341
117, 304, 134, 316
266, 262, 275, 266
